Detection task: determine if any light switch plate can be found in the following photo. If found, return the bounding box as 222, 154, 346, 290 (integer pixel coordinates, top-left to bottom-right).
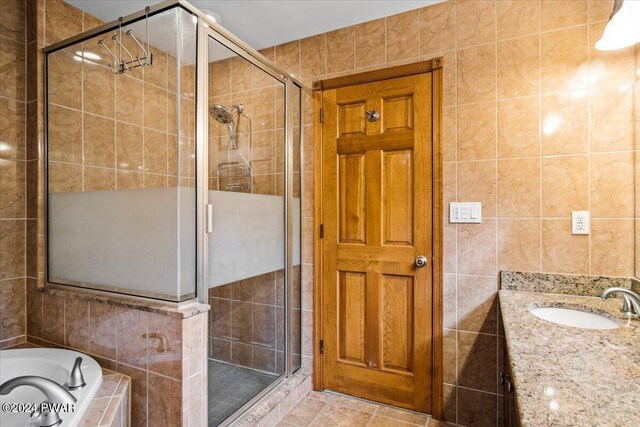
572, 211, 590, 234
450, 202, 482, 223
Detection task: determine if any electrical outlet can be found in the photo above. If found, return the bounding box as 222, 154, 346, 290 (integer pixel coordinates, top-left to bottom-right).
572, 211, 590, 235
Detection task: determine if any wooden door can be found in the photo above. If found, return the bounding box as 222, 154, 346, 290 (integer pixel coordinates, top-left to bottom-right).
320, 73, 434, 413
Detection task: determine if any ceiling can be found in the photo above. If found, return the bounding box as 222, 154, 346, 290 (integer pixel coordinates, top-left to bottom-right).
66, 0, 445, 52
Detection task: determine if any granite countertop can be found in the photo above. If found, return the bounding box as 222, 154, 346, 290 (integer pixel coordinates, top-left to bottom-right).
499, 289, 640, 427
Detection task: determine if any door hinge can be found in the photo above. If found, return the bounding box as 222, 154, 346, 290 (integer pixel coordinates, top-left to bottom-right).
319, 224, 324, 238
319, 339, 324, 354
319, 108, 324, 123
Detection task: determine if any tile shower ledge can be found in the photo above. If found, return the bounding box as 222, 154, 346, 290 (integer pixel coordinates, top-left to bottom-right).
499, 290, 640, 427
38, 285, 209, 318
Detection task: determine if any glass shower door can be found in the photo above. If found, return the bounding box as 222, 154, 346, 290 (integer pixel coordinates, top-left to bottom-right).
205, 35, 287, 425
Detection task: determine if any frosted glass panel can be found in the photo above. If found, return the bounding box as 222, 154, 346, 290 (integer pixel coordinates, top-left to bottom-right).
207, 191, 300, 286
45, 8, 197, 301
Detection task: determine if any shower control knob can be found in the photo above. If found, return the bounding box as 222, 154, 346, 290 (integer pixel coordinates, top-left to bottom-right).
415, 255, 428, 268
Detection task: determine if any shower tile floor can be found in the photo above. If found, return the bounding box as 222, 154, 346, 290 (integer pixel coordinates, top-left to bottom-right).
208, 359, 279, 426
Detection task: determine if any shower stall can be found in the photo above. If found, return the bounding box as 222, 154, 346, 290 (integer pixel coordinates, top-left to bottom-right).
43, 0, 302, 425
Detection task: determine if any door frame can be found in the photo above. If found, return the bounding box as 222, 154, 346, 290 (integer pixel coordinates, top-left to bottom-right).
311, 58, 444, 419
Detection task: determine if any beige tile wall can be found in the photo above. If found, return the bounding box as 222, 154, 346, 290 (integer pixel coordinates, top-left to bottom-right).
260, 0, 636, 425
0, 0, 27, 349
46, 13, 194, 193
635, 44, 640, 278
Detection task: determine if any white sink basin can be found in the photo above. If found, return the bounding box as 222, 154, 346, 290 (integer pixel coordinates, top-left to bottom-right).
529, 307, 621, 330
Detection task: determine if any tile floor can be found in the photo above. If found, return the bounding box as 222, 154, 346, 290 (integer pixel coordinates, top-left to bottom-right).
208, 359, 279, 426
278, 390, 445, 427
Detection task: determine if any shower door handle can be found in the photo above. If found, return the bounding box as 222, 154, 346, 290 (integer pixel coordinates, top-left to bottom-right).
206, 204, 213, 233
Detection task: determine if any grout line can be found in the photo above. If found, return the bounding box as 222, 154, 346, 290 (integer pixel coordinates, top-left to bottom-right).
452, 1, 459, 423
586, 7, 593, 276
538, 0, 544, 276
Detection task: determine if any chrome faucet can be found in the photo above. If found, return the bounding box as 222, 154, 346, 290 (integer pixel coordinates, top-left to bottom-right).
601, 287, 640, 317
66, 357, 86, 390
0, 376, 76, 427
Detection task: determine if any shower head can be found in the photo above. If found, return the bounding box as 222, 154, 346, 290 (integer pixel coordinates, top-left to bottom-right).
210, 104, 234, 124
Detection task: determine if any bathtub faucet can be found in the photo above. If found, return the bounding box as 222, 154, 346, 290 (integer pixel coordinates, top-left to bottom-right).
66, 357, 86, 390
0, 376, 77, 427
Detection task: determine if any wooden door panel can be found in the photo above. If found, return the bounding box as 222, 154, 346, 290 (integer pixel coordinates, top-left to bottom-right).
338, 154, 366, 244
382, 95, 414, 133
382, 274, 414, 373
322, 73, 433, 413
383, 150, 413, 246
364, 150, 382, 247
337, 271, 367, 365
338, 101, 366, 137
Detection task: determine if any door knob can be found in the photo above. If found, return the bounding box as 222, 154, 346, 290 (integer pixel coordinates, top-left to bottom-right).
365, 110, 379, 122
415, 255, 428, 268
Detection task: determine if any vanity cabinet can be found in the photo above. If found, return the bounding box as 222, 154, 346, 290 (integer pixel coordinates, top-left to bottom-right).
501, 348, 520, 427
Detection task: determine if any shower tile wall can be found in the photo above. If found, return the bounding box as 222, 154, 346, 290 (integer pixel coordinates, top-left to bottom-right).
207, 54, 300, 196
208, 266, 301, 374
0, 0, 27, 349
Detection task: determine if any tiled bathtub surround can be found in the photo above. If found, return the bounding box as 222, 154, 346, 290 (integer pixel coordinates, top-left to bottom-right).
81, 370, 130, 427
26, 285, 209, 427
500, 270, 637, 296
9, 341, 132, 427
0, 0, 27, 349
208, 267, 302, 374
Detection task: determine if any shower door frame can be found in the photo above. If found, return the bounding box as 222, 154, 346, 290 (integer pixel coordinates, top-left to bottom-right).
194, 3, 304, 424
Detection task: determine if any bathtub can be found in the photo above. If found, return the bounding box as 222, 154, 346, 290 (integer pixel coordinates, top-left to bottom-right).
0, 348, 103, 427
